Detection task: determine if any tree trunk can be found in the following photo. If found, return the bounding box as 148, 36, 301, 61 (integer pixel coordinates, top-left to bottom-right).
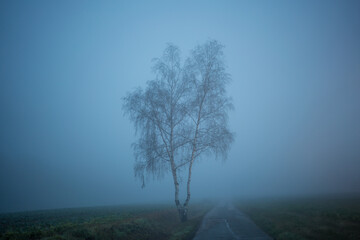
177, 206, 188, 222
170, 156, 187, 222
171, 160, 190, 222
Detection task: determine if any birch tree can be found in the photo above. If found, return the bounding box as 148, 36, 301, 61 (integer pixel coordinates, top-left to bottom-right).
123, 40, 234, 222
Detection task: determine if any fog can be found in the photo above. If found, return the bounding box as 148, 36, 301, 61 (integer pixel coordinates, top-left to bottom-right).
1, 0, 359, 213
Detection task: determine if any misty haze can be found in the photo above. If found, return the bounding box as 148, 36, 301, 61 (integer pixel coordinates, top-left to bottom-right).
1, 1, 360, 240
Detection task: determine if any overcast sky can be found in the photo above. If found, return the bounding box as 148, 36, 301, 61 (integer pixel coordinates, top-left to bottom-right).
1, 0, 360, 213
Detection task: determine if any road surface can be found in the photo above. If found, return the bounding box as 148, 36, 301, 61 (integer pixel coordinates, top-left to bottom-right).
193, 202, 272, 240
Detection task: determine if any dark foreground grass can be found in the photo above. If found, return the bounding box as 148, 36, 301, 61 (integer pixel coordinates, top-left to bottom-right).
237, 196, 360, 240
0, 202, 211, 240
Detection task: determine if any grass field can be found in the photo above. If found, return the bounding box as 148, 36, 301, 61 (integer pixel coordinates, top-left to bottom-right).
237, 196, 360, 240
0, 202, 211, 240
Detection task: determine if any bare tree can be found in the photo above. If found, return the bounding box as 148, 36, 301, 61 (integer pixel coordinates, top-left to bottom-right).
123, 40, 233, 222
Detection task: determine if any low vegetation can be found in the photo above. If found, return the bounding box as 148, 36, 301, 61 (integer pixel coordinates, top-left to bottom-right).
237, 195, 360, 240
0, 202, 211, 240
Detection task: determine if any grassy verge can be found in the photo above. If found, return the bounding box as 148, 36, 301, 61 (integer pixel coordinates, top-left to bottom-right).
237, 196, 360, 240
0, 202, 210, 240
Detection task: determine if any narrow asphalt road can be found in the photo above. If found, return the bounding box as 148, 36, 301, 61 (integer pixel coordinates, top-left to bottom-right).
193, 202, 272, 240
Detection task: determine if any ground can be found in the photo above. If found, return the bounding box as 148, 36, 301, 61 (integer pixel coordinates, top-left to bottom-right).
0, 202, 211, 240
2, 196, 360, 240
237, 195, 360, 240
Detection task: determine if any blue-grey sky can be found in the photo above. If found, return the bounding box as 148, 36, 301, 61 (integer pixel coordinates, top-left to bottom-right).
1, 0, 360, 213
